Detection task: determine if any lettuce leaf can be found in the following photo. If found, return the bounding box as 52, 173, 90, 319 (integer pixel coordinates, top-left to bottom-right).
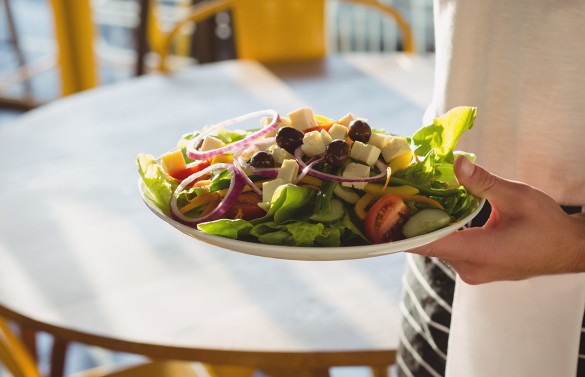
393, 107, 478, 219
136, 153, 178, 216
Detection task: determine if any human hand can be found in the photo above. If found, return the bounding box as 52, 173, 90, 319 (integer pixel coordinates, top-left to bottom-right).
409, 156, 585, 284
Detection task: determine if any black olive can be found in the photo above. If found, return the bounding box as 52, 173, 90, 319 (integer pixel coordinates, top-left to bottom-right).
250, 151, 274, 168
348, 120, 371, 143
324, 139, 350, 167
275, 127, 304, 154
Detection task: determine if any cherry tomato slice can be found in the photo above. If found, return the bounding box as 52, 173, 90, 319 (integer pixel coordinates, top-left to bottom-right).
364, 194, 410, 244
168, 160, 211, 181
223, 192, 267, 220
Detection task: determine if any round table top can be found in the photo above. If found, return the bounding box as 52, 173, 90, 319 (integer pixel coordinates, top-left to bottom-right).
0, 53, 434, 367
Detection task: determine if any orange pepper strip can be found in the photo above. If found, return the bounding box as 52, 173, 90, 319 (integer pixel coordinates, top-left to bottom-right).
402, 195, 444, 210
179, 192, 221, 214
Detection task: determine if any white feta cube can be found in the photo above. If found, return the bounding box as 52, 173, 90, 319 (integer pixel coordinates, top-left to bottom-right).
320, 129, 333, 146
269, 145, 294, 165
200, 136, 225, 151
350, 141, 381, 166
262, 116, 292, 137
337, 113, 357, 127
341, 163, 370, 190
368, 132, 392, 150
262, 178, 286, 204
301, 130, 327, 157
328, 123, 348, 140
288, 107, 317, 131
277, 159, 299, 183
381, 136, 411, 163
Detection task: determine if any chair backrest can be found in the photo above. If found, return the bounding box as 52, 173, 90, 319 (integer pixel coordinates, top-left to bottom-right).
0, 317, 41, 377
154, 0, 414, 72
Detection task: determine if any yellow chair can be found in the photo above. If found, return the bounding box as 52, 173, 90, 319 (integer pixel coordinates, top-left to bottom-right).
0, 316, 256, 377
152, 0, 415, 72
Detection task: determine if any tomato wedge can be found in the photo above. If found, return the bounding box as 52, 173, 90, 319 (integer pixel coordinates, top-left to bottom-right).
168, 160, 211, 181
223, 192, 267, 220
364, 194, 410, 244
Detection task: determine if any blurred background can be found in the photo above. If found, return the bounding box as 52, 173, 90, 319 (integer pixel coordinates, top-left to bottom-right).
0, 1, 434, 376
0, 0, 434, 111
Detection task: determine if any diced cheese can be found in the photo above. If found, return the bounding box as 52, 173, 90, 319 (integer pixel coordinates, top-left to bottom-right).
262, 178, 286, 203
301, 130, 327, 157
288, 107, 318, 131
200, 136, 225, 151
337, 113, 356, 127
277, 159, 299, 183
341, 163, 370, 190
381, 136, 411, 163
328, 123, 348, 140
263, 116, 292, 137
160, 149, 187, 174
368, 132, 392, 150
350, 141, 381, 166
269, 145, 294, 165
320, 129, 333, 145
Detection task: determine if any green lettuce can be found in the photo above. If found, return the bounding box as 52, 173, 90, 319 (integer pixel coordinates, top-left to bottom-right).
136, 153, 178, 216
393, 106, 479, 218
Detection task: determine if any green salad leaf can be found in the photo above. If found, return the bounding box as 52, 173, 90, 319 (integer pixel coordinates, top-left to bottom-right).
136, 153, 178, 216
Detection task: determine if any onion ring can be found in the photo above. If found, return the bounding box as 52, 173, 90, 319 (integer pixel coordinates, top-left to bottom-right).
186, 110, 280, 160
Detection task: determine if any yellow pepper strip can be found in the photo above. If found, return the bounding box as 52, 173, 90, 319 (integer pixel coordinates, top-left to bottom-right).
303, 184, 321, 192
180, 192, 221, 214
354, 192, 378, 220
198, 195, 221, 217
315, 114, 335, 125
216, 180, 266, 197
389, 151, 413, 172
364, 183, 419, 196
193, 179, 212, 188
300, 175, 323, 187
211, 154, 233, 164
402, 195, 444, 209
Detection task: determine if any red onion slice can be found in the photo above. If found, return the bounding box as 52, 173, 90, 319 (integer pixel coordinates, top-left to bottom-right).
186, 110, 280, 160
294, 147, 387, 183
170, 163, 245, 224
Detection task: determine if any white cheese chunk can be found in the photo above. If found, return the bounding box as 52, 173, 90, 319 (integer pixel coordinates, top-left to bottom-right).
320, 129, 333, 146
277, 159, 299, 183
262, 178, 286, 204
269, 145, 294, 165
341, 163, 370, 190
287, 107, 317, 131
337, 113, 356, 127
328, 123, 348, 140
301, 130, 327, 157
381, 136, 411, 163
262, 116, 292, 137
350, 141, 381, 166
368, 132, 392, 150
200, 136, 225, 151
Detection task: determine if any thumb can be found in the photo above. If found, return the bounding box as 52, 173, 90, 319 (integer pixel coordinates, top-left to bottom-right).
454, 156, 518, 208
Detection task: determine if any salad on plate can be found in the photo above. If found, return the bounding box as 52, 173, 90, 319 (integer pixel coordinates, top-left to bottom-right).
137, 106, 479, 248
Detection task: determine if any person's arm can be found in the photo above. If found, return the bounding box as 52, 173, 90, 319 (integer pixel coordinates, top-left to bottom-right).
408, 156, 585, 284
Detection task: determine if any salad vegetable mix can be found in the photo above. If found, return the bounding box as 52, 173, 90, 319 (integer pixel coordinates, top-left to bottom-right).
137, 106, 479, 247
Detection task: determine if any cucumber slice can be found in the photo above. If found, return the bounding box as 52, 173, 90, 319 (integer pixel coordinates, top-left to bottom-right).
310, 199, 346, 223
402, 208, 452, 238
333, 185, 361, 204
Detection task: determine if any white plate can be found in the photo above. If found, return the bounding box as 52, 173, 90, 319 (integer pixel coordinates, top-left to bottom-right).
140, 180, 485, 261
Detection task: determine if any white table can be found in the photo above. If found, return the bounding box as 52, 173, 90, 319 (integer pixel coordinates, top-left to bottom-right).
0, 53, 434, 376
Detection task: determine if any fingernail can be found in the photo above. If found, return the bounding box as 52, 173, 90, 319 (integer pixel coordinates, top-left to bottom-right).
457, 156, 475, 179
